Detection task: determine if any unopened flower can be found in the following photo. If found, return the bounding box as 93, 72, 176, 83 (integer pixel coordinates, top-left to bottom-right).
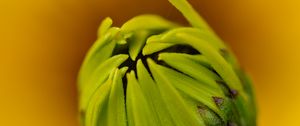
78, 0, 256, 125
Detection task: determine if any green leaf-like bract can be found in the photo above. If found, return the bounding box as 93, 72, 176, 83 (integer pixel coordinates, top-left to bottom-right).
78, 0, 256, 126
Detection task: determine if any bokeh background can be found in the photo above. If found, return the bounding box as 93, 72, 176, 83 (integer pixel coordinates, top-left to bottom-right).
1, 0, 300, 126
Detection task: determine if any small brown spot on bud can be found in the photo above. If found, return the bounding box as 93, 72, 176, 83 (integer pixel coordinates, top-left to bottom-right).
220, 48, 229, 56
230, 89, 239, 98
197, 106, 205, 114
213, 96, 224, 107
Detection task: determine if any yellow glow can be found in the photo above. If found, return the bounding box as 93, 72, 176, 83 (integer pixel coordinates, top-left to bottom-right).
1, 0, 299, 125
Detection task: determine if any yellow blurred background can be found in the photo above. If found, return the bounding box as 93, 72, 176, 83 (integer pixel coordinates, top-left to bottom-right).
1, 0, 299, 126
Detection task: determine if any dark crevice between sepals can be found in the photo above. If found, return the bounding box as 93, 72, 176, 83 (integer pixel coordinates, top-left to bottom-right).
149, 45, 202, 80
215, 81, 243, 125
118, 44, 201, 80
216, 80, 239, 99
211, 69, 222, 79
112, 41, 245, 125
140, 55, 155, 80
122, 75, 128, 100
115, 42, 205, 111
121, 75, 128, 126
159, 44, 200, 55
119, 50, 157, 79
212, 68, 240, 98
155, 59, 197, 81
112, 42, 129, 55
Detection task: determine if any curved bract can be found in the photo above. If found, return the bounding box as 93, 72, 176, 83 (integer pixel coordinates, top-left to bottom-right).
78, 0, 256, 126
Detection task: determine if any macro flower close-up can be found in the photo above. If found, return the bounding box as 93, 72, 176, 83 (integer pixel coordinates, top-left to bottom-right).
1, 0, 300, 126
78, 0, 256, 125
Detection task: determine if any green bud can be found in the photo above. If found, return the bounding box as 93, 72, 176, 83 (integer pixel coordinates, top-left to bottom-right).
78, 0, 256, 126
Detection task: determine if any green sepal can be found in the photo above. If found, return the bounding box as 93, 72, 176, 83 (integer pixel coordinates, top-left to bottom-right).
80, 54, 128, 111
158, 52, 222, 90
147, 58, 205, 126
136, 60, 175, 126
126, 71, 158, 126
121, 14, 177, 33
98, 17, 113, 37
107, 68, 127, 126
79, 27, 120, 90
84, 69, 115, 126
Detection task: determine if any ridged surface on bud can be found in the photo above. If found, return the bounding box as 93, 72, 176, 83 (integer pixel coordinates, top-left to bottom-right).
78, 0, 256, 126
